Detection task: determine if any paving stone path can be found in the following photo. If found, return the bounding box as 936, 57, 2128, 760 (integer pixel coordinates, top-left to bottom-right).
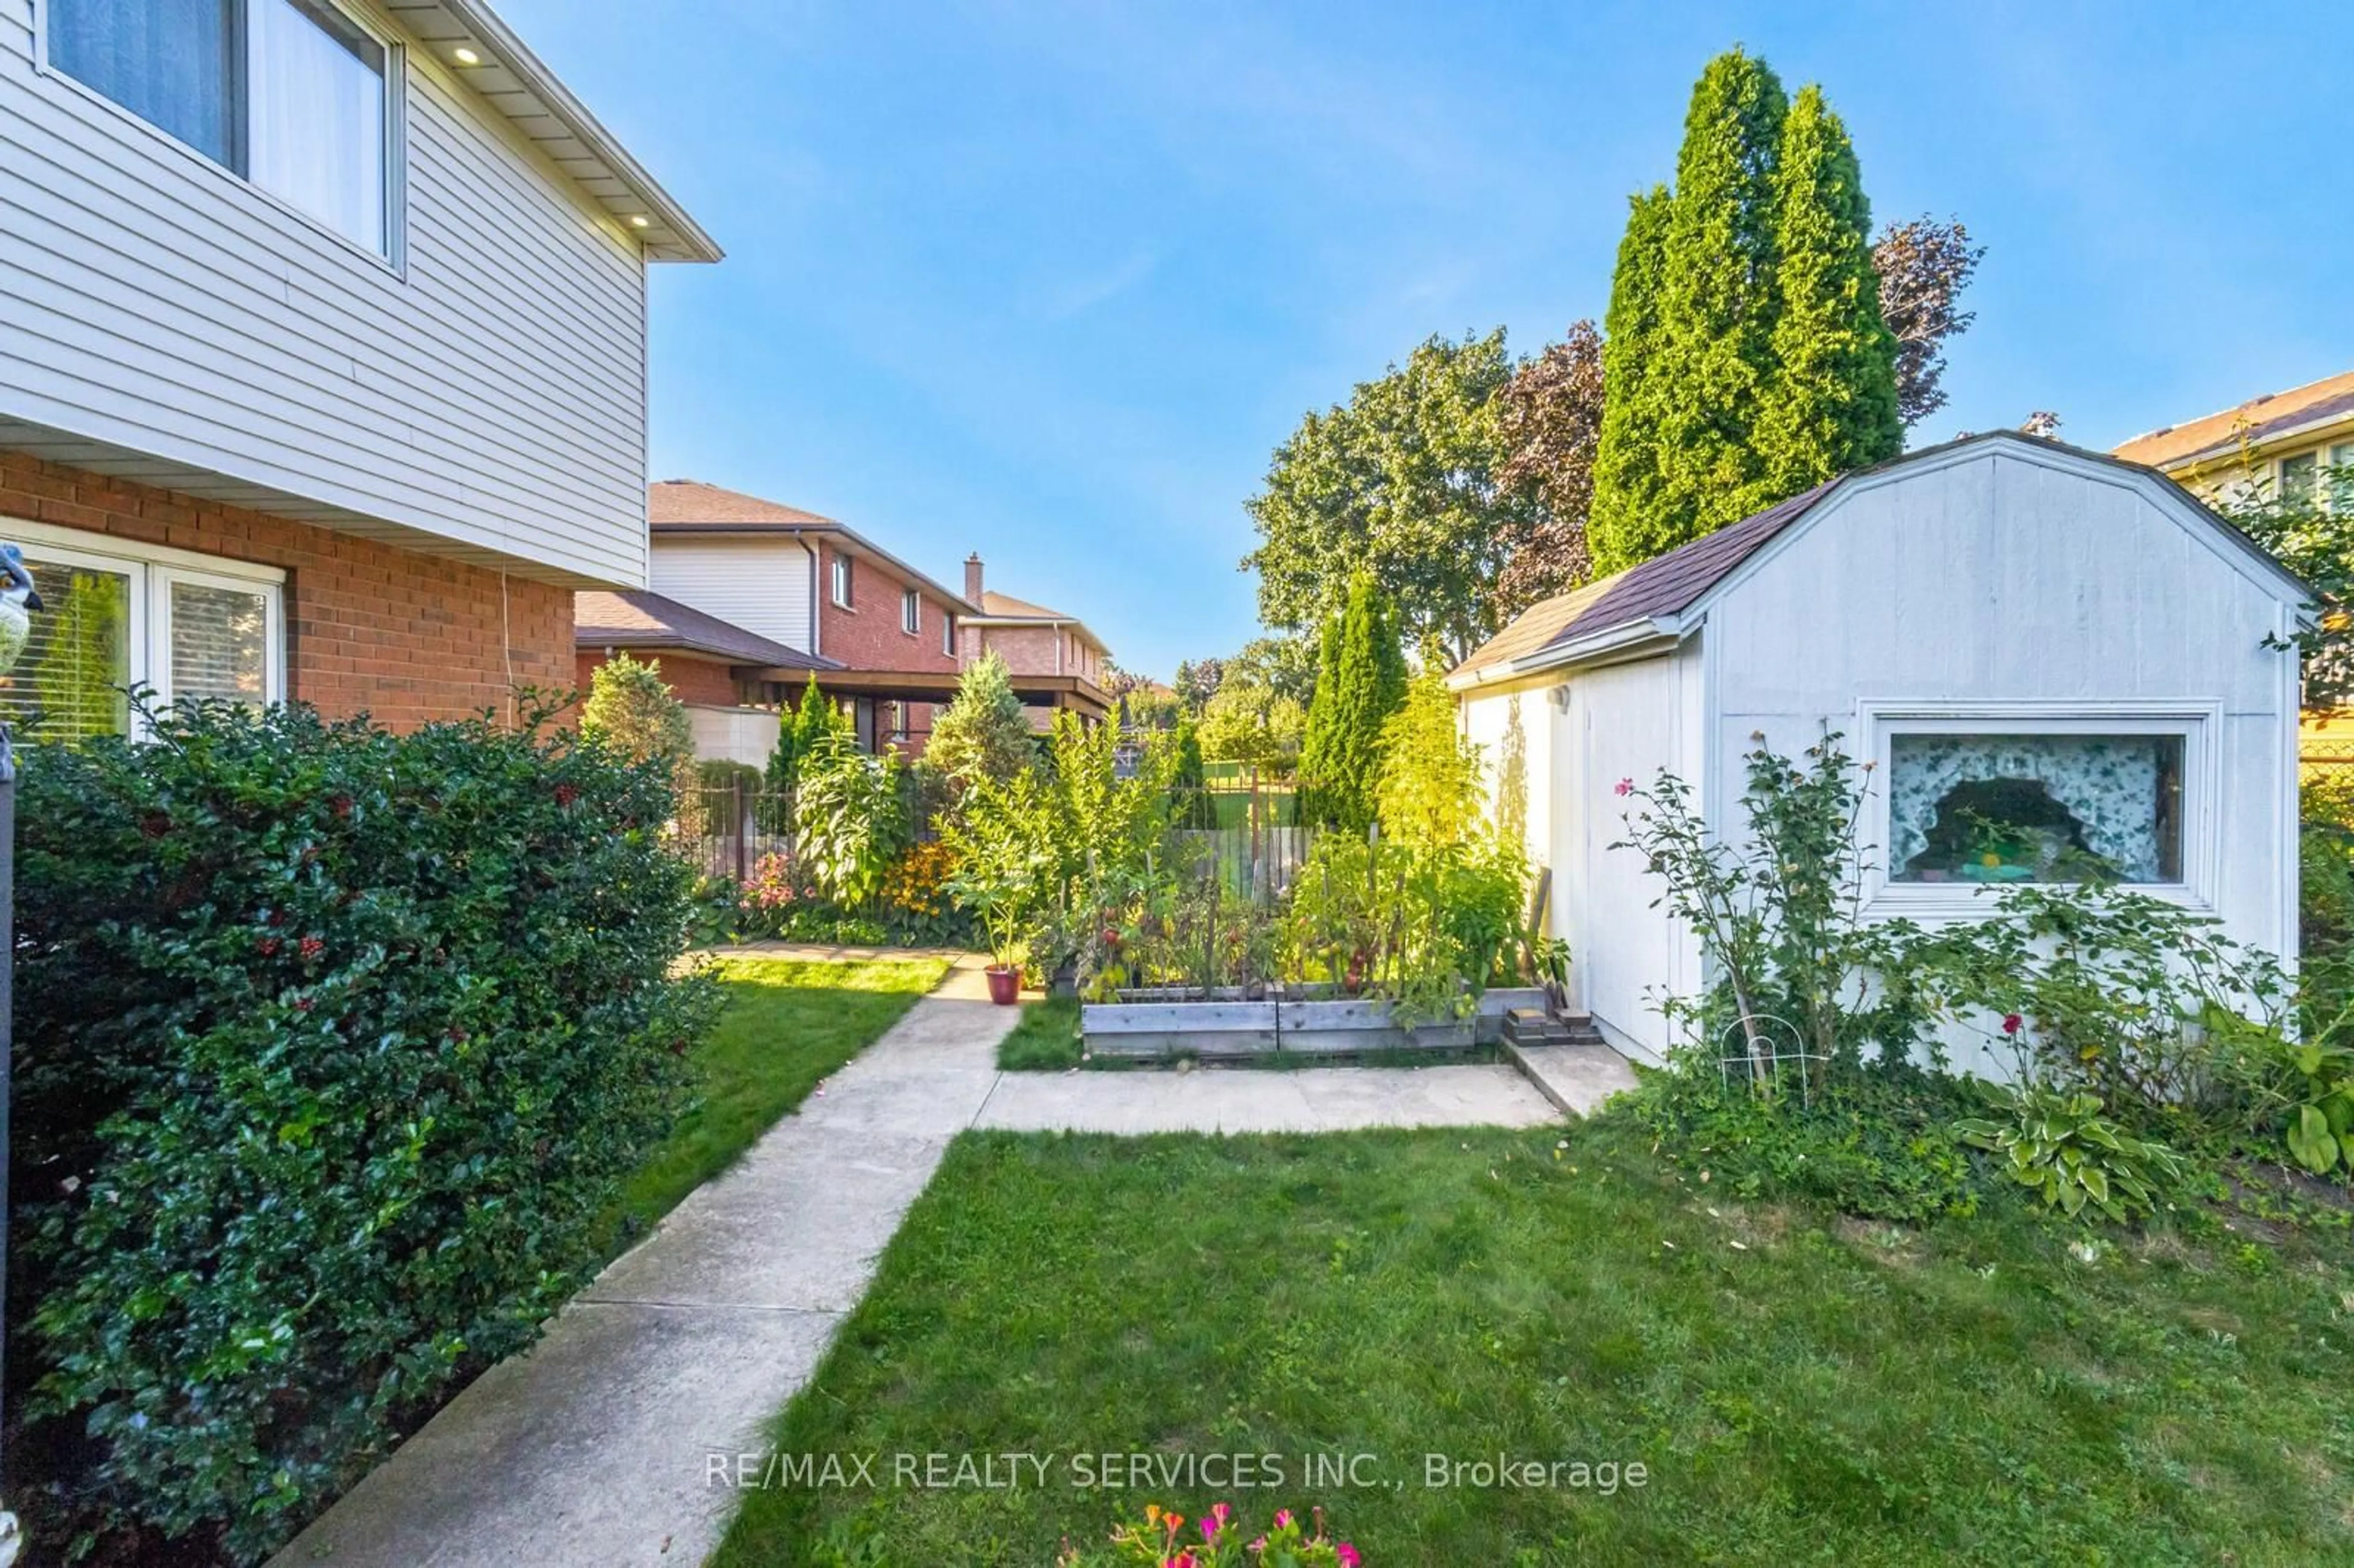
275, 957, 1614, 1568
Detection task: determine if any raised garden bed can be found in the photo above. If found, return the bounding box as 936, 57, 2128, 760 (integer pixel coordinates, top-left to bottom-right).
1083, 986, 1549, 1060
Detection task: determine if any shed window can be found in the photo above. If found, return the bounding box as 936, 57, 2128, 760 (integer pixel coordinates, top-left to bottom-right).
1888, 733, 2184, 885
48, 0, 394, 255
0, 522, 284, 740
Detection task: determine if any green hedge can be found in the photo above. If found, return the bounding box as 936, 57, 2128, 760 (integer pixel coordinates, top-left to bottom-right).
6, 700, 720, 1562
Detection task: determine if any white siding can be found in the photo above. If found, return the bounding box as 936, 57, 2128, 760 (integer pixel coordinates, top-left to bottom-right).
1463, 441, 2303, 1076
1553, 649, 1705, 1061
650, 538, 818, 655
1706, 445, 2298, 972
0, 0, 652, 585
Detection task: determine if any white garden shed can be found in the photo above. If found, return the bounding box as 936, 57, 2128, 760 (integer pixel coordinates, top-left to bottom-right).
1450, 432, 2312, 1072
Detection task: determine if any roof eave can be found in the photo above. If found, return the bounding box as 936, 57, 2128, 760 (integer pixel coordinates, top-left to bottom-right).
433, 0, 722, 263
1448, 615, 1685, 692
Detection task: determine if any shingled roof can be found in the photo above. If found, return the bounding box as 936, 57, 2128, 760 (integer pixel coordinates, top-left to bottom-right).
1453, 430, 2315, 687
2112, 369, 2354, 470
1453, 481, 1834, 681
575, 590, 839, 670
647, 479, 839, 531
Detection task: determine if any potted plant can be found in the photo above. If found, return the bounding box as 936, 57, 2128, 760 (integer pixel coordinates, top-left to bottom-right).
944, 780, 1048, 1006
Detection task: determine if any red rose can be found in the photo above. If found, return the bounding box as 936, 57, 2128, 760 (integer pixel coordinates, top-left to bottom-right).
2002, 1013, 2023, 1035
299, 937, 326, 961
257, 937, 281, 957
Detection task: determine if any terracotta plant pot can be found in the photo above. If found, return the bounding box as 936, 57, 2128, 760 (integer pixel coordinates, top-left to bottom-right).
985, 965, 1021, 1006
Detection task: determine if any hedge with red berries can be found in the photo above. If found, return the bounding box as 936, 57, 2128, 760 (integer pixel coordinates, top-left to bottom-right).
6, 696, 720, 1562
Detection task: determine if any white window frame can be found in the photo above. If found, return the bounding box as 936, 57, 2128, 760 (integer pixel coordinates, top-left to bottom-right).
901, 588, 921, 636
889, 699, 908, 742
34, 0, 409, 270
942, 612, 956, 659
1, 516, 286, 734
830, 552, 853, 609
1855, 699, 2219, 921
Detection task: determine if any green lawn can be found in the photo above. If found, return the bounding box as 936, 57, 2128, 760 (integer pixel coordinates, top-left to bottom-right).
598, 956, 947, 1252
714, 1118, 2354, 1567
997, 995, 1084, 1070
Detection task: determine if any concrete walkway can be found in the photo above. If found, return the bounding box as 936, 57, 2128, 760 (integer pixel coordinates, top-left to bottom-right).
274, 961, 1587, 1568
272, 957, 1018, 1568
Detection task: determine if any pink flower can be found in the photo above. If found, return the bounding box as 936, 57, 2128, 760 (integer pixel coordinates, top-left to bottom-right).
1273, 1509, 1292, 1530
1336, 1546, 1362, 1568
1614, 777, 1634, 796
2002, 1013, 2023, 1035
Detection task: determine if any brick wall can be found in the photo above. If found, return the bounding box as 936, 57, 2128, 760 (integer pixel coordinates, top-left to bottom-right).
818, 541, 961, 758
574, 648, 741, 708
1, 450, 574, 730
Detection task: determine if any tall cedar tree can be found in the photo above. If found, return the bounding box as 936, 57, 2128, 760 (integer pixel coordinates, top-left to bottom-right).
1588, 187, 1675, 574
1649, 49, 1789, 544
1751, 85, 1902, 494
1494, 319, 1606, 614
1297, 576, 1407, 832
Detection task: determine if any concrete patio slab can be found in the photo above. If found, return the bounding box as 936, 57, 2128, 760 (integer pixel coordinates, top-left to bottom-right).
973, 1062, 1559, 1134
1506, 1041, 1643, 1117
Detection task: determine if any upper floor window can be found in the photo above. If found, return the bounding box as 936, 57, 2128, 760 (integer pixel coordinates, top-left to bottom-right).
48, 0, 394, 256
901, 588, 920, 636
830, 552, 853, 608
2282, 452, 2318, 508
942, 612, 955, 658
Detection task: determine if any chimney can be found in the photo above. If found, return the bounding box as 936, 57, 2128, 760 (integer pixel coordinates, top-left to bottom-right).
964, 553, 985, 604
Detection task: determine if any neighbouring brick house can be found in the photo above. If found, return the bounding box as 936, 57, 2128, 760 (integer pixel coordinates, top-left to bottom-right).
605, 479, 1110, 757
575, 588, 838, 767
1, 0, 717, 736
958, 554, 1114, 731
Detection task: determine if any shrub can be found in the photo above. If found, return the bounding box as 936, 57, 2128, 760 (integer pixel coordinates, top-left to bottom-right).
1623, 1060, 1988, 1222
1957, 1085, 2186, 1225
794, 732, 912, 908
8, 698, 720, 1561
926, 650, 1034, 787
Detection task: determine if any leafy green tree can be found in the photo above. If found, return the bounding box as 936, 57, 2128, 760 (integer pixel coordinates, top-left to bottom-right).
2216, 462, 2354, 707
1244, 329, 1536, 663
1197, 676, 1304, 771
1297, 575, 1409, 832
1376, 670, 1488, 851
1752, 85, 1902, 495
1588, 186, 1675, 573
926, 649, 1035, 786
1171, 657, 1224, 714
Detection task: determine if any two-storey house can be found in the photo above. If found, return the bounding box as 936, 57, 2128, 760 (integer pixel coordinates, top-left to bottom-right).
1, 0, 717, 736
588, 478, 1110, 758
957, 553, 1113, 731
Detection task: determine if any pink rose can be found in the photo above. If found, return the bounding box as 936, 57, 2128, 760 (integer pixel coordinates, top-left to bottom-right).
1614, 777, 1634, 796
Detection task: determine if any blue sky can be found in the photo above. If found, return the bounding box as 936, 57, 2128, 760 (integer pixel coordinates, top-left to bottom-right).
500, 0, 2352, 679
